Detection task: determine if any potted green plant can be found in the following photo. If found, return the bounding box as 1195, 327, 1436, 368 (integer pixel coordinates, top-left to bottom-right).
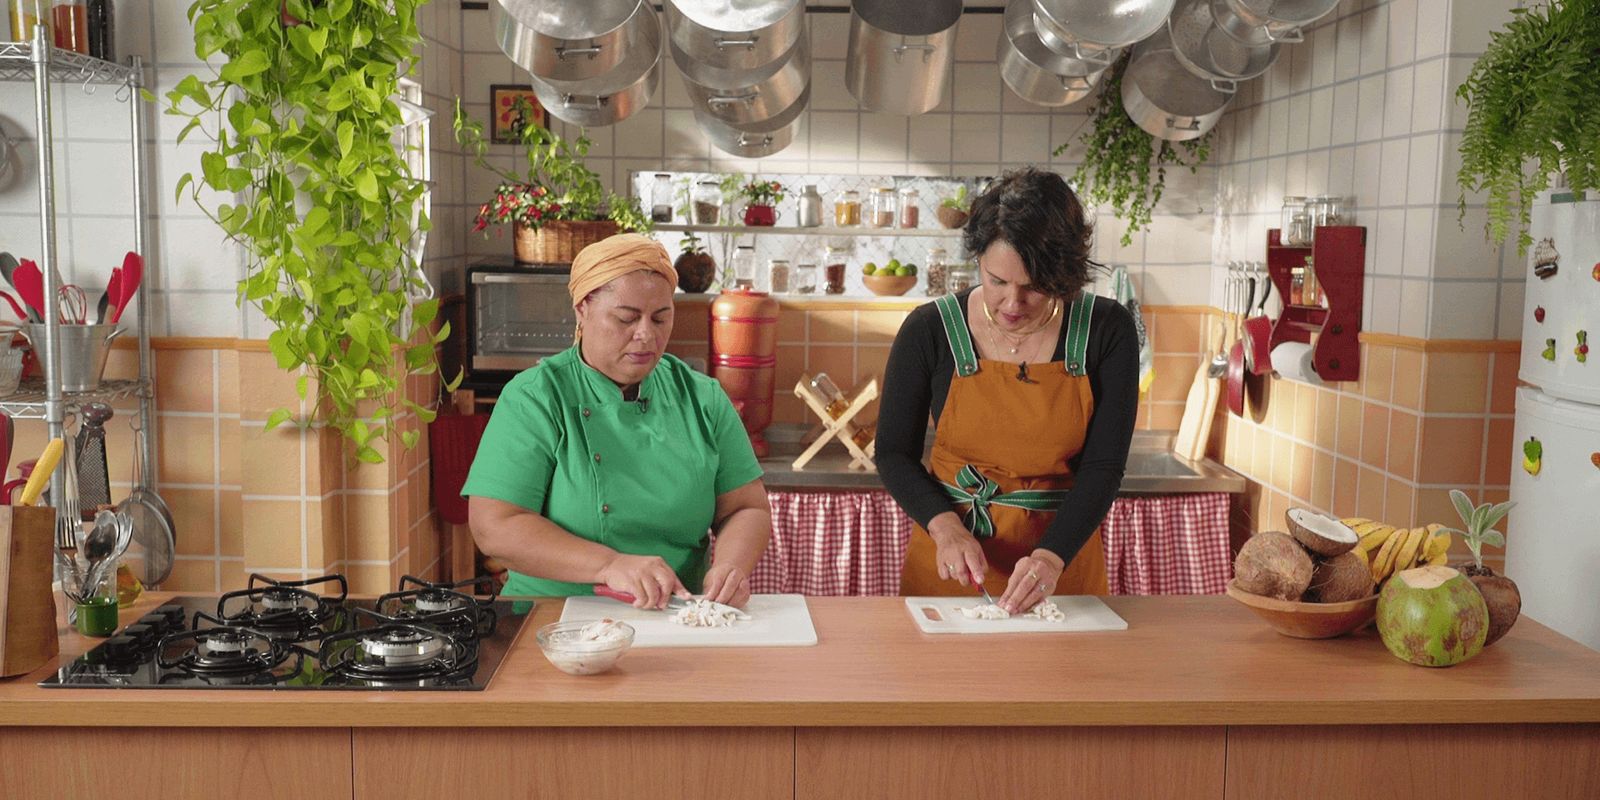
1055, 54, 1212, 246
1455, 0, 1600, 252
1443, 490, 1521, 646
454, 97, 649, 264
165, 0, 450, 463
937, 185, 970, 229
674, 232, 716, 294
738, 179, 785, 226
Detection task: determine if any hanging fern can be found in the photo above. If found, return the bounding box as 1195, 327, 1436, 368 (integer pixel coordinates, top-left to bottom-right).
1055, 54, 1212, 246
1456, 0, 1600, 254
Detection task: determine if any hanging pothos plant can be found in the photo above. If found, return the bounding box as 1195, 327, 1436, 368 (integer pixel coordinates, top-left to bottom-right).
1055, 53, 1212, 246
1455, 0, 1600, 254
163, 0, 453, 463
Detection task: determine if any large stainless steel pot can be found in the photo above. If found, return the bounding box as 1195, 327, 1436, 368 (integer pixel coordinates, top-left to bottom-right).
997, 0, 1103, 107
1121, 29, 1234, 141
531, 50, 663, 128
528, 0, 662, 98
664, 0, 804, 86
1168, 0, 1279, 90
845, 0, 962, 116
696, 85, 809, 158
494, 0, 655, 84
680, 29, 809, 127
1032, 0, 1175, 56
1209, 0, 1308, 45
1225, 0, 1339, 32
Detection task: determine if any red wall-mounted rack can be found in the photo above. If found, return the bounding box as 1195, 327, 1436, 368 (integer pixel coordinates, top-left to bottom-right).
1266, 226, 1366, 382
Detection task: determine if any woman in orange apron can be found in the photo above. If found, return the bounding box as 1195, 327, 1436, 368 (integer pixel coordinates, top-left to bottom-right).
877, 168, 1140, 613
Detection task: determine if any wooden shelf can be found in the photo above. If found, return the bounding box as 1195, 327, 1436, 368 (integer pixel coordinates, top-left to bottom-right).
654, 223, 962, 238
1266, 226, 1365, 382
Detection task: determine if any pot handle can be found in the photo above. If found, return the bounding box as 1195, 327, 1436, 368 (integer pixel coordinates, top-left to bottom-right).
1058, 74, 1091, 91
1264, 25, 1304, 43
1165, 116, 1202, 132
891, 40, 937, 63
559, 93, 610, 110
1208, 76, 1239, 94
555, 43, 603, 61
707, 93, 759, 107
737, 133, 774, 148
714, 35, 759, 51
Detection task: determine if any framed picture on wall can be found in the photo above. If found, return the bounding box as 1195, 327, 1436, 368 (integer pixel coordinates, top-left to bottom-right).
489, 85, 548, 144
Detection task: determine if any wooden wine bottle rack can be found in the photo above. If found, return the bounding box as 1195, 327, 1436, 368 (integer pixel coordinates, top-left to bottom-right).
791, 375, 877, 472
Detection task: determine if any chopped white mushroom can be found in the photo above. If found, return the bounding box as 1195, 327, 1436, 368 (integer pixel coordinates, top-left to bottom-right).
670, 598, 752, 628
958, 600, 1066, 622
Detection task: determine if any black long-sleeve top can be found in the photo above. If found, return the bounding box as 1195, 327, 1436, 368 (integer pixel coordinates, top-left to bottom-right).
875, 288, 1141, 564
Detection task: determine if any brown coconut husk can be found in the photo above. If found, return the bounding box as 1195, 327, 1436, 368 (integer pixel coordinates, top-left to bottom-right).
1234, 531, 1314, 601
1309, 551, 1375, 603
1459, 563, 1522, 646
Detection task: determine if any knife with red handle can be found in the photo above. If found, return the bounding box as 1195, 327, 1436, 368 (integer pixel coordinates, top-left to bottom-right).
593, 585, 690, 610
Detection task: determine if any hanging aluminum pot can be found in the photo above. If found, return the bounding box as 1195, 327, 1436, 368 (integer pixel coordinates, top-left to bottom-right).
526, 0, 663, 99
531, 50, 663, 128
1167, 0, 1279, 91
680, 29, 810, 128
494, 0, 656, 84
997, 0, 1103, 108
1121, 28, 1234, 142
663, 0, 804, 87
697, 85, 810, 158
1222, 0, 1338, 41
845, 0, 962, 116
1031, 0, 1175, 58
1209, 0, 1307, 45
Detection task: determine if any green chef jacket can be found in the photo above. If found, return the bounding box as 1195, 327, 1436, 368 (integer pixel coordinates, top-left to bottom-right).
461, 346, 763, 598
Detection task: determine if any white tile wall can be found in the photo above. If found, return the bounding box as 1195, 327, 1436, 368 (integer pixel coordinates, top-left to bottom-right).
0, 0, 465, 335
1211, 0, 1521, 340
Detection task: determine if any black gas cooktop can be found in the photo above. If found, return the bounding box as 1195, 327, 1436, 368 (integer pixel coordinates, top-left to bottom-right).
39, 574, 533, 691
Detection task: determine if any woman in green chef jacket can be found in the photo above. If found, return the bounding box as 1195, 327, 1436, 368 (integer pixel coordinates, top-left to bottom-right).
464, 234, 772, 609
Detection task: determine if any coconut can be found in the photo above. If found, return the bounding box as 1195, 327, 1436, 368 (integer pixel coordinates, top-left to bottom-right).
1376, 565, 1489, 667
1458, 563, 1522, 646
1234, 531, 1314, 601
1285, 508, 1359, 557
1308, 551, 1374, 603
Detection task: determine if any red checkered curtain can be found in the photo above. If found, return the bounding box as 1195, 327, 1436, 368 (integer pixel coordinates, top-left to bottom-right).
752, 490, 914, 595
1101, 492, 1232, 595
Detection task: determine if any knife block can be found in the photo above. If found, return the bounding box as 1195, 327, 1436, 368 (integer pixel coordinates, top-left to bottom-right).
0, 505, 59, 677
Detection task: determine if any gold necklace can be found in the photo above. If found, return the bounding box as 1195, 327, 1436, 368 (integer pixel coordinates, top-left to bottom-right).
980, 297, 1060, 354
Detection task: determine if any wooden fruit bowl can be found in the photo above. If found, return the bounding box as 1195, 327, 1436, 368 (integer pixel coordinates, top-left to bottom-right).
864, 273, 918, 296
1225, 580, 1378, 639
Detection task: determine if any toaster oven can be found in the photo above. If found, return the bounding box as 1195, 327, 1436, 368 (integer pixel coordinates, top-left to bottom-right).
466, 259, 574, 391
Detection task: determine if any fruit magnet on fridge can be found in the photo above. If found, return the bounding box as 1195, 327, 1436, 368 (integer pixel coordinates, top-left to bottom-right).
1533, 238, 1559, 279
1534, 306, 1545, 323
1523, 437, 1542, 476
1542, 338, 1557, 362
1576, 330, 1589, 363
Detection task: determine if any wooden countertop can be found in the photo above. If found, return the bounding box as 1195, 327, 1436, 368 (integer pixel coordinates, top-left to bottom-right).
5, 594, 1600, 728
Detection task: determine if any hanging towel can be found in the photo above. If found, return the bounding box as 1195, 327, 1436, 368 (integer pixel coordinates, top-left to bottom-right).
1109, 266, 1154, 394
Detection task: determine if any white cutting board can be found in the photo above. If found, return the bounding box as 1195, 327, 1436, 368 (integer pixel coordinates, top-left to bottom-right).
559, 594, 818, 648
904, 596, 1128, 635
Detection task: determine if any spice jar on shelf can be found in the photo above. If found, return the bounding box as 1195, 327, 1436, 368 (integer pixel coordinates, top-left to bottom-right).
731, 245, 757, 289
946, 263, 977, 294
834, 190, 861, 227
1279, 196, 1305, 245
823, 245, 849, 294
8, 0, 48, 42
898, 188, 920, 228
1289, 266, 1306, 306
794, 263, 817, 294
925, 246, 949, 296
766, 259, 792, 294
52, 0, 86, 52
692, 180, 722, 225
1303, 256, 1323, 307
869, 187, 896, 228
649, 173, 673, 223
797, 184, 823, 228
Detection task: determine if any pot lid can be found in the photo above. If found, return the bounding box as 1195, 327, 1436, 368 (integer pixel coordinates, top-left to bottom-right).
668, 0, 802, 34
853, 0, 962, 37
497, 0, 642, 41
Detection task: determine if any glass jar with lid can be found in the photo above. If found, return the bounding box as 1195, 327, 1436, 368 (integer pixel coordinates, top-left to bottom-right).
794, 263, 818, 294
924, 246, 949, 295
898, 188, 920, 228
650, 173, 674, 223
1279, 196, 1305, 245
809, 373, 849, 419
797, 185, 823, 228
766, 259, 792, 294
946, 263, 977, 294
834, 190, 861, 227
692, 180, 722, 225
731, 245, 757, 289
870, 187, 896, 228
823, 245, 849, 294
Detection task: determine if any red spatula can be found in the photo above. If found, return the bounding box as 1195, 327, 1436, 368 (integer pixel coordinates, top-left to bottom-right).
109, 252, 141, 324
12, 259, 43, 322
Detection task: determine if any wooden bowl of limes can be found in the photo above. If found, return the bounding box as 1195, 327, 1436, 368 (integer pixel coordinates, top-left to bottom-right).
863, 263, 918, 296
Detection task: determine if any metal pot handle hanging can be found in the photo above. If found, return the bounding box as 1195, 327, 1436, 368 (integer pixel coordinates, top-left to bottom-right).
707, 93, 759, 107
714, 35, 760, 50
555, 42, 604, 61
892, 38, 937, 63
560, 93, 611, 109
1166, 116, 1203, 132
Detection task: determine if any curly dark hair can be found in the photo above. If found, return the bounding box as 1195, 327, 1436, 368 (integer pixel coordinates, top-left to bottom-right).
961, 167, 1097, 299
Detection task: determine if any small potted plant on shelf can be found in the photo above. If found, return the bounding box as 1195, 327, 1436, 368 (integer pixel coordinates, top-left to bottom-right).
454, 97, 649, 265
675, 232, 716, 294
739, 179, 785, 227
937, 184, 970, 229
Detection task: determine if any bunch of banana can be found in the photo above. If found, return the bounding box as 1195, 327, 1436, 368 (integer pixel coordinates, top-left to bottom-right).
1340, 518, 1452, 583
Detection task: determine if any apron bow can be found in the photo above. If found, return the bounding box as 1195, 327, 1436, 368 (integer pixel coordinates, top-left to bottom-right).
941, 464, 1068, 539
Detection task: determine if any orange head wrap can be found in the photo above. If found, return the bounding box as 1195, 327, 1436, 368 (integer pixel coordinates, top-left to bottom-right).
567, 233, 677, 308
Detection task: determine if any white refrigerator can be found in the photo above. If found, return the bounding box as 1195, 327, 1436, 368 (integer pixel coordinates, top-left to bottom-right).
1505, 193, 1600, 652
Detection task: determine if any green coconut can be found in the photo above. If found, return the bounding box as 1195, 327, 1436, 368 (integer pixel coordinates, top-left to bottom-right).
1376, 565, 1489, 667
